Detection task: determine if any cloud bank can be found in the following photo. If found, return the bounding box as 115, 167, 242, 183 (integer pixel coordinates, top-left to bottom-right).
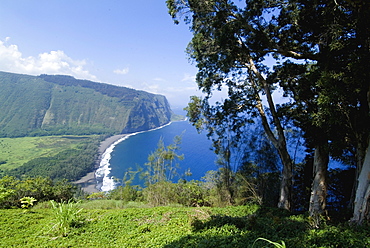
0, 38, 200, 107
113, 67, 129, 75
0, 38, 97, 81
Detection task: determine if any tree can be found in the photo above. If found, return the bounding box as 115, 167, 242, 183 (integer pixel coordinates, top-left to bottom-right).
335, 0, 370, 224
167, 0, 370, 222
141, 135, 184, 185
274, 0, 370, 223
269, 61, 331, 223
167, 0, 308, 210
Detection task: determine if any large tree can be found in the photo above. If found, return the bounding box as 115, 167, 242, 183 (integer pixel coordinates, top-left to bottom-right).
264, 0, 370, 223
331, 0, 370, 224
167, 0, 370, 221
278, 0, 370, 223
168, 0, 298, 210
270, 61, 331, 223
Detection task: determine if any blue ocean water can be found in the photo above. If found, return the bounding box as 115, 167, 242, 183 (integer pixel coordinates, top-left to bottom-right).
101, 120, 219, 189
96, 114, 343, 191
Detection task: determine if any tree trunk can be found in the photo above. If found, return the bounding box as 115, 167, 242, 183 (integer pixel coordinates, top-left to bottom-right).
348, 141, 367, 209
309, 143, 329, 227
247, 56, 293, 210
351, 139, 370, 224
351, 83, 370, 224
277, 147, 293, 210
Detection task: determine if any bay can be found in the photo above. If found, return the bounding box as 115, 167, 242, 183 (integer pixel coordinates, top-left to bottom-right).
104, 120, 219, 190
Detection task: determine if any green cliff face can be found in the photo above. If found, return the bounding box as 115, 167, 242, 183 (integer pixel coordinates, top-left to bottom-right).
0, 71, 174, 137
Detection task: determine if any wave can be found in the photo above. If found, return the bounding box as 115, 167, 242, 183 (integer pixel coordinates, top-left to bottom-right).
95, 122, 172, 192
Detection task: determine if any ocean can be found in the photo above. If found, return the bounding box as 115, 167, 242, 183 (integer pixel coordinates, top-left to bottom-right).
96, 120, 219, 191
95, 114, 341, 192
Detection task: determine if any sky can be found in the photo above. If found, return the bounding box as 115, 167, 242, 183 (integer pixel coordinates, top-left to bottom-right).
0, 0, 200, 108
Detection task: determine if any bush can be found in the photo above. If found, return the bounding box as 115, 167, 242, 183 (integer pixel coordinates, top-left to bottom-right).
49, 200, 84, 237
143, 181, 178, 206
0, 176, 76, 208
176, 180, 209, 207
107, 184, 142, 202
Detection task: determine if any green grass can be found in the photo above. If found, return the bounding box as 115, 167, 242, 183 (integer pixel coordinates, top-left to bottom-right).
0, 135, 97, 170
50, 200, 84, 237
0, 203, 369, 247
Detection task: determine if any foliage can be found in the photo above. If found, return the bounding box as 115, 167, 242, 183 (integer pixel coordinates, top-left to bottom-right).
0, 135, 98, 172
0, 176, 76, 208
8, 143, 98, 181
87, 192, 106, 200
141, 166, 278, 208
167, 0, 370, 223
0, 204, 369, 247
201, 166, 279, 208
20, 196, 37, 209
143, 181, 179, 207
253, 238, 286, 248
49, 200, 84, 237
141, 135, 184, 185
79, 199, 147, 209
0, 186, 15, 206
107, 184, 142, 203
175, 180, 208, 207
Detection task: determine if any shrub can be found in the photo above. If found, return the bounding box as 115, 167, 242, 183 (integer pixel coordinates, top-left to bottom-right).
20, 196, 37, 210
49, 200, 84, 237
0, 176, 76, 208
143, 181, 178, 206
107, 184, 141, 202
176, 180, 209, 207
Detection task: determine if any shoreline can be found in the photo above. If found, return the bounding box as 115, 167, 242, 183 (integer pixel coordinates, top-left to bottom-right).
74, 134, 127, 194
74, 120, 177, 193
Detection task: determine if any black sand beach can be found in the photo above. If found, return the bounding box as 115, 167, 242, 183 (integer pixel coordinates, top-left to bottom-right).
74, 134, 127, 193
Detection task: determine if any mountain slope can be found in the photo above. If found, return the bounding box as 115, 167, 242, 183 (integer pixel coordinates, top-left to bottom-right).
0, 71, 174, 137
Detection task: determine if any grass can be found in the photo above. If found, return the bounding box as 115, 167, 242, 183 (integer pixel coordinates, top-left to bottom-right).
0, 202, 369, 247
50, 200, 84, 237
0, 135, 97, 170
253, 238, 286, 248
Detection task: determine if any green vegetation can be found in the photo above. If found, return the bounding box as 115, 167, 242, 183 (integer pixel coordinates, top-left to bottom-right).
167, 0, 370, 224
0, 1, 369, 246
0, 170, 368, 247
142, 135, 184, 185
0, 135, 101, 181
7, 141, 98, 181
0, 176, 76, 208
0, 135, 97, 170
253, 238, 286, 248
0, 203, 369, 247
50, 200, 84, 237
20, 196, 37, 210
0, 71, 174, 137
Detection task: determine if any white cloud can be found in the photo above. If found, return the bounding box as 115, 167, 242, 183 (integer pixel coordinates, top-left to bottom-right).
181, 73, 196, 83
153, 77, 165, 82
0, 38, 97, 81
141, 82, 160, 93
113, 67, 129, 75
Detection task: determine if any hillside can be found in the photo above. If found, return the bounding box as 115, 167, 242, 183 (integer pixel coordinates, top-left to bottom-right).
0, 204, 369, 247
0, 71, 175, 137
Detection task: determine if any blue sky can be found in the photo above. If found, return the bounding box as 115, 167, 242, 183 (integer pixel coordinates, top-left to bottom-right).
0, 0, 199, 107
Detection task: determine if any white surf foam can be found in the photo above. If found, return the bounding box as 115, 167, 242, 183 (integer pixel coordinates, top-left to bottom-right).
95, 122, 172, 191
